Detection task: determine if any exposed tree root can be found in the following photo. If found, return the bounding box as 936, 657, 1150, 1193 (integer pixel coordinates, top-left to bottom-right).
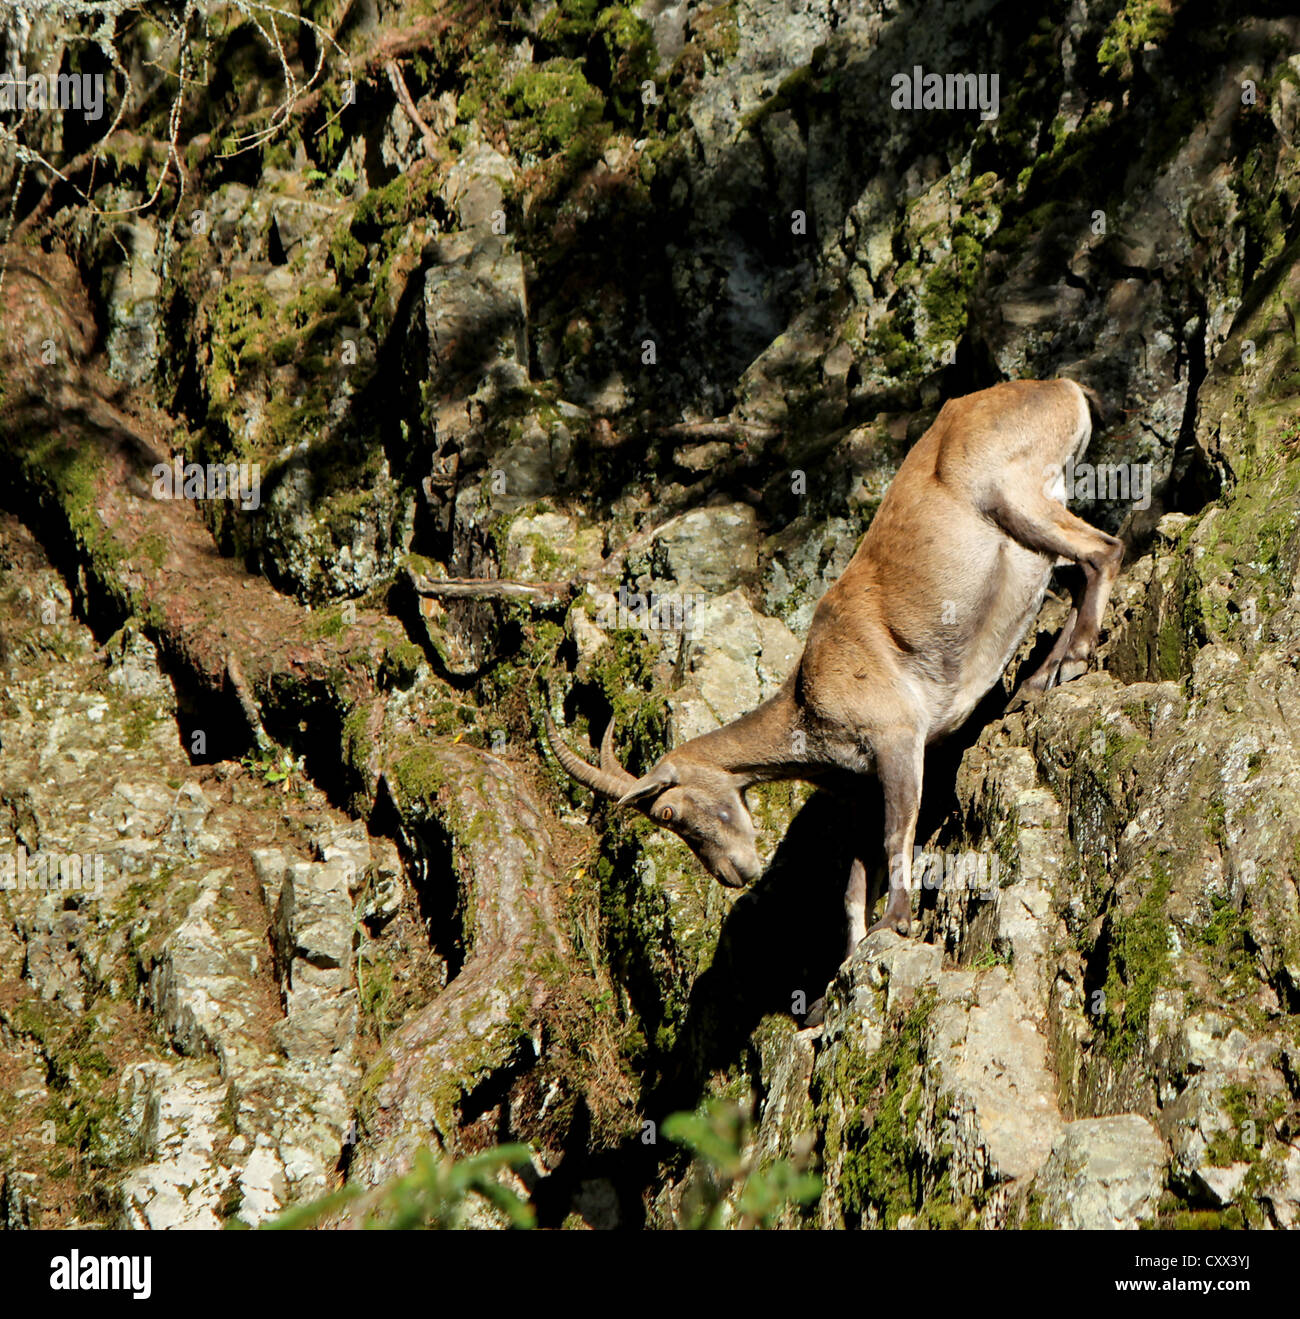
0, 246, 618, 1210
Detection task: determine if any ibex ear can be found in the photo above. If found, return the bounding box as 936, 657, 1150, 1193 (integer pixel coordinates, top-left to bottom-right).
617, 763, 678, 808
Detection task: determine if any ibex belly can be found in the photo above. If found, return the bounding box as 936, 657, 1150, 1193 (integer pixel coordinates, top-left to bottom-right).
929, 534, 1054, 739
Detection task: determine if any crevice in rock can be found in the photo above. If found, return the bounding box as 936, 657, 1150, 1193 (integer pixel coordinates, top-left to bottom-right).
399, 812, 466, 980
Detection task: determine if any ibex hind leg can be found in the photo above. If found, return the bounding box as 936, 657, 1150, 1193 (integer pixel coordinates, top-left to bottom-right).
844, 856, 868, 958
843, 853, 889, 956
807, 855, 887, 1028
994, 495, 1123, 704
1007, 603, 1078, 710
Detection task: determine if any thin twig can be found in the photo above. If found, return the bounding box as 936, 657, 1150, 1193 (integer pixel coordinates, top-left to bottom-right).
385, 60, 439, 160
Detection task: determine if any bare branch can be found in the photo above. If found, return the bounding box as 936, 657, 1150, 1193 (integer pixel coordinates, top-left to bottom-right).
226, 650, 274, 754
385, 59, 438, 160
406, 564, 574, 605
661, 419, 782, 441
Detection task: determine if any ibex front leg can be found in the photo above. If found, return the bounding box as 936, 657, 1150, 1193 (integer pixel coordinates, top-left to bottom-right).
995, 495, 1123, 701
862, 734, 924, 939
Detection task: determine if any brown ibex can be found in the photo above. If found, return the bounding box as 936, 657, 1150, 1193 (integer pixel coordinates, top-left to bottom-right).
546, 378, 1121, 957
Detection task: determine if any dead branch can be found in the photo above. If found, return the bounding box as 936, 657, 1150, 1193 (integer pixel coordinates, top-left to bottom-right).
225, 650, 274, 754
9, 133, 163, 244
662, 419, 782, 441
406, 564, 573, 605
385, 60, 439, 160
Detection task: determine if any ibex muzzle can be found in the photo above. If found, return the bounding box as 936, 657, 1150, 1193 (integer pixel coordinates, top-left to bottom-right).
547, 378, 1123, 956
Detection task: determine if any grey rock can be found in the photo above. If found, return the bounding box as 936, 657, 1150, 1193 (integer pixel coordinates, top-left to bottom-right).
360, 837, 405, 925
276, 861, 355, 983
251, 848, 288, 911
1031, 1117, 1166, 1230
443, 144, 515, 234
503, 511, 604, 581
1, 1171, 41, 1230
669, 589, 799, 741
654, 503, 758, 591
104, 221, 161, 385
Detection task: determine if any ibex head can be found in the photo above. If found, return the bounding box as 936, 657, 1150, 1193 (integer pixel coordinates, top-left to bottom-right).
544, 714, 761, 887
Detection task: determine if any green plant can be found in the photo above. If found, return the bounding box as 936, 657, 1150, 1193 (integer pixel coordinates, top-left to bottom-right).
257, 1144, 536, 1230
241, 748, 306, 794
971, 944, 1012, 970
663, 1100, 821, 1229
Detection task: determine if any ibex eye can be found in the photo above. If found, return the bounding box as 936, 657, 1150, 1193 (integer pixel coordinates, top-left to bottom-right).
659, 806, 674, 822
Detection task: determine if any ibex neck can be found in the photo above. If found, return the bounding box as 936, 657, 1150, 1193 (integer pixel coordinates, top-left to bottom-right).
684, 675, 806, 783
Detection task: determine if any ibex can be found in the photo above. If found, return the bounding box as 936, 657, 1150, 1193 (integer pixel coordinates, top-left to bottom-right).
547, 378, 1121, 957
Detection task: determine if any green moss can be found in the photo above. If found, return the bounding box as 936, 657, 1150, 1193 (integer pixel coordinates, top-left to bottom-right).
864, 321, 923, 379
351, 171, 442, 240
135, 533, 168, 570
518, 533, 565, 577
1091, 719, 1148, 782
586, 627, 668, 773
355, 1053, 394, 1114
341, 702, 374, 776
594, 7, 657, 123
536, 0, 602, 43
114, 691, 162, 751
691, 3, 738, 63
390, 744, 449, 805
817, 989, 938, 1227
1153, 450, 1300, 655
4, 426, 135, 594
328, 226, 366, 283
1021, 1190, 1052, 1229
988, 198, 1065, 254
504, 62, 606, 159
197, 269, 364, 476
8, 1005, 133, 1169
1153, 609, 1187, 679
304, 607, 347, 639
358, 955, 396, 1038
1204, 796, 1227, 845
1099, 864, 1173, 1061
920, 234, 980, 349
1098, 0, 1176, 76
380, 639, 424, 689
1148, 1205, 1245, 1230
738, 62, 845, 133
588, 811, 719, 1068
205, 280, 279, 407
1204, 1083, 1287, 1169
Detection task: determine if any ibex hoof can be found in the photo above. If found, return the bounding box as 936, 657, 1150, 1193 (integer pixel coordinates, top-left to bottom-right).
866, 915, 911, 938
1057, 656, 1091, 684
1008, 671, 1056, 710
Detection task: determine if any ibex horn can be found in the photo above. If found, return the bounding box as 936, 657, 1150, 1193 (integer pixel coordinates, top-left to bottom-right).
544, 712, 637, 798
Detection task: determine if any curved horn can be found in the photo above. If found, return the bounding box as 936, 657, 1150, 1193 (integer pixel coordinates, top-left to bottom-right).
600, 718, 628, 777
544, 713, 636, 798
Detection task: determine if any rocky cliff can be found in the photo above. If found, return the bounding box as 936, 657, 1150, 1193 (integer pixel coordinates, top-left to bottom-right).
1, 0, 1298, 1229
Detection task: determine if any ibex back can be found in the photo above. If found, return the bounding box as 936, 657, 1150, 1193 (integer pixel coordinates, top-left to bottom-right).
547, 378, 1122, 956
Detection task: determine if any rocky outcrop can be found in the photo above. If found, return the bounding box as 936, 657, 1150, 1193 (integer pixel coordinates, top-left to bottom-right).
0, 520, 377, 1226
2, 0, 1299, 1231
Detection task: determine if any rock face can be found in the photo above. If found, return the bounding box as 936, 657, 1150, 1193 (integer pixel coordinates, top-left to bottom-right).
1, 0, 1299, 1232
0, 524, 374, 1227
1033, 1117, 1166, 1231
